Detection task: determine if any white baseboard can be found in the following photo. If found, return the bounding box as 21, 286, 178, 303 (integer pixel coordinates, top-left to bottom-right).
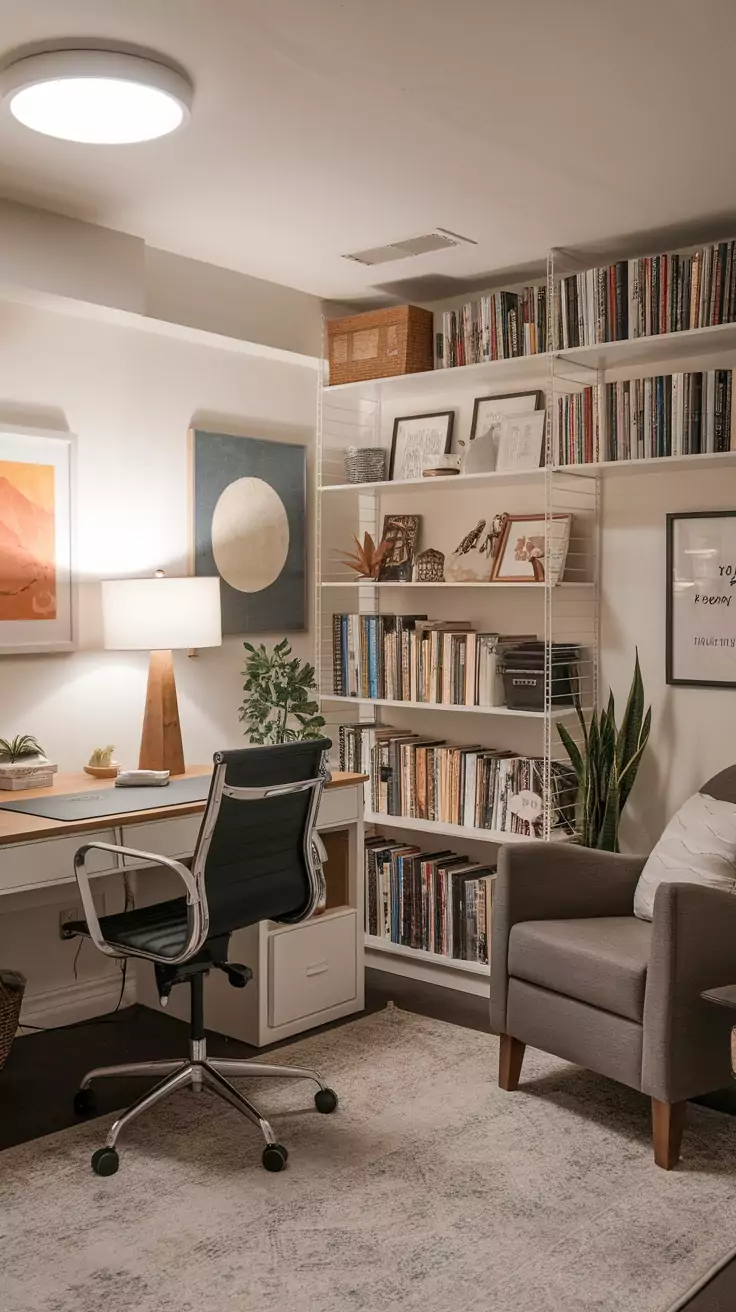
18, 972, 136, 1031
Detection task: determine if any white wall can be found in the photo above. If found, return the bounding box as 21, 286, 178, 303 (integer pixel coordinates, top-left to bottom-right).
601, 466, 735, 854
0, 298, 317, 1022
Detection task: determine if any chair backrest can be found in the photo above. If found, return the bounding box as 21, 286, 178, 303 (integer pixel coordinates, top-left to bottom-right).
191, 738, 332, 941
701, 765, 736, 805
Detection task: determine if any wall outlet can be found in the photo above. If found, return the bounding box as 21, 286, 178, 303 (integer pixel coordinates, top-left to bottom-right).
59, 894, 105, 939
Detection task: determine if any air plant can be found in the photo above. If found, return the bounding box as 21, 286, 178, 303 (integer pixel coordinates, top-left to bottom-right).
0, 735, 45, 763
337, 532, 391, 580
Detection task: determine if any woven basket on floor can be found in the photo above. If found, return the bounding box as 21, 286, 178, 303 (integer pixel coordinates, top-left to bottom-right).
0, 970, 26, 1070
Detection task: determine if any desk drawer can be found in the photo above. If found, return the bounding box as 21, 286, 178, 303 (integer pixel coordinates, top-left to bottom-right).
318, 785, 360, 830
268, 910, 357, 1028
0, 830, 117, 894
122, 816, 202, 863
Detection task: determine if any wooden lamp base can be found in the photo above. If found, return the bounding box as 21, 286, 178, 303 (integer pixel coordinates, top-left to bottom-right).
139, 649, 185, 775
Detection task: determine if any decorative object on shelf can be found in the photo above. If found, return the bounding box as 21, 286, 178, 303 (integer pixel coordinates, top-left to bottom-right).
491, 513, 572, 584
0, 735, 57, 791
84, 745, 119, 779
0, 969, 25, 1071
462, 391, 543, 476
337, 532, 391, 579
422, 455, 461, 477
240, 639, 325, 745
495, 411, 546, 473
343, 447, 386, 484
190, 427, 306, 634
413, 548, 445, 583
389, 411, 454, 481
557, 650, 651, 851
327, 305, 434, 386
378, 515, 421, 582
666, 511, 736, 688
446, 516, 505, 583
0, 427, 75, 656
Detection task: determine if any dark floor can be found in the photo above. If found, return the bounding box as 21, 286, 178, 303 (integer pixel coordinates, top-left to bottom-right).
1, 969, 732, 1311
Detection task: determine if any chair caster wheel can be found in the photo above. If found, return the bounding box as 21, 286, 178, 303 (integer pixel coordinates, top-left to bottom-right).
315, 1087, 338, 1114
91, 1147, 119, 1177
74, 1088, 97, 1117
262, 1144, 288, 1172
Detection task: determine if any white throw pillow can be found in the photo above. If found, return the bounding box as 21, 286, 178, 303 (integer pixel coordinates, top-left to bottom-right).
633, 791, 736, 921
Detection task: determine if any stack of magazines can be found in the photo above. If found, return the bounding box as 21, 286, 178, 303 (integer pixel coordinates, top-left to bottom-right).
365, 836, 493, 964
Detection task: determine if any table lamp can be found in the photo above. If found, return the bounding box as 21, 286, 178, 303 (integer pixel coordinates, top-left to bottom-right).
101, 573, 222, 775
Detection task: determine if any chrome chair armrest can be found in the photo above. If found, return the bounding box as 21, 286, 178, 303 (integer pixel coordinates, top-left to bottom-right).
73, 840, 208, 964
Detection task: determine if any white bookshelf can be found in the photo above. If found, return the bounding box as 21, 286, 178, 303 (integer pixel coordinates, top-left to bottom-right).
318, 237, 736, 990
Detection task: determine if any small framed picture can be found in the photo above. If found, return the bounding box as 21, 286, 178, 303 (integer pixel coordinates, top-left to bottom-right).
495, 411, 546, 473
378, 514, 421, 581
666, 511, 736, 687
469, 391, 544, 444
389, 411, 454, 481
492, 513, 572, 584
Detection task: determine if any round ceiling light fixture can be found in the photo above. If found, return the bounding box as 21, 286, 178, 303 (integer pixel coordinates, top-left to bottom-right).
0, 49, 193, 144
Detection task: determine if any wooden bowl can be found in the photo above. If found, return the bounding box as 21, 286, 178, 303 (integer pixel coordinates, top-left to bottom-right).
84, 764, 120, 779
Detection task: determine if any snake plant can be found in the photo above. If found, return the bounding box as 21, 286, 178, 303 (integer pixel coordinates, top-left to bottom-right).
557, 651, 651, 851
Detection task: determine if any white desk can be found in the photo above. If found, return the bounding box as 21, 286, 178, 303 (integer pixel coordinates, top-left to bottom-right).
0, 768, 367, 1047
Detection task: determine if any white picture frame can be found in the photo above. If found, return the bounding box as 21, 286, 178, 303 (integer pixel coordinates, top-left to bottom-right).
464, 390, 543, 475
495, 411, 546, 473
0, 425, 76, 655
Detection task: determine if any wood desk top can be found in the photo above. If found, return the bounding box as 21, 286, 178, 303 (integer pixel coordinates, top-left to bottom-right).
0, 767, 367, 848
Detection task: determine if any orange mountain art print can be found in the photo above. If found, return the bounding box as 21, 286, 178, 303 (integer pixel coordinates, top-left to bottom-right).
0, 461, 56, 621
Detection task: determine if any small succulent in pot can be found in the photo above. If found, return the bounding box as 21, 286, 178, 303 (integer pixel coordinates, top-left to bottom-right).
0, 735, 46, 763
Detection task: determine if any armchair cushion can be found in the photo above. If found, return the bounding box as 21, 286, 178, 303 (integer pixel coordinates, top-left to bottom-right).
634, 791, 736, 921
509, 916, 652, 1022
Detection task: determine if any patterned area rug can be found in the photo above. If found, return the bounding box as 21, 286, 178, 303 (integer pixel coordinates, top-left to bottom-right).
2, 1006, 735, 1312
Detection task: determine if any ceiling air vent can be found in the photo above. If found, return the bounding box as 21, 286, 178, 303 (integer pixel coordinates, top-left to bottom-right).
343, 228, 476, 267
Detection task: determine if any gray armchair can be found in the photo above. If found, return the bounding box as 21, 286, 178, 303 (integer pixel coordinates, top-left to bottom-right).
490, 765, 736, 1169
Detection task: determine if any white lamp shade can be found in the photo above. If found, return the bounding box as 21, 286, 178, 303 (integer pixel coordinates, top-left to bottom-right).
102, 576, 222, 651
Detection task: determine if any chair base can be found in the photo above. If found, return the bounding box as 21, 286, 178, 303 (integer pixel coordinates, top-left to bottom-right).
76, 1035, 338, 1174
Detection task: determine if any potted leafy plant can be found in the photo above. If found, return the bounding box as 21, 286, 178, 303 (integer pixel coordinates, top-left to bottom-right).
557, 651, 651, 852
0, 735, 57, 791
239, 640, 326, 745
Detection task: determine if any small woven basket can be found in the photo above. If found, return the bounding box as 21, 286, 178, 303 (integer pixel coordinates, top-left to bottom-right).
0, 970, 25, 1070
344, 447, 386, 484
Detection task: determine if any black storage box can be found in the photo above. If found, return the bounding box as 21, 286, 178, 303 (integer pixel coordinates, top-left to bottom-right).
501, 642, 580, 712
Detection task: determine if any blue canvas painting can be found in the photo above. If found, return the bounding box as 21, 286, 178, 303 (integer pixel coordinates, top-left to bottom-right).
190, 428, 306, 634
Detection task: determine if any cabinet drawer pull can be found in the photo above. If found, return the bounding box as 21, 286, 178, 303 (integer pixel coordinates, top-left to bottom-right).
305, 959, 330, 978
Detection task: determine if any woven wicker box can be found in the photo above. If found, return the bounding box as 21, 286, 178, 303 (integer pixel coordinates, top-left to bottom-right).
327, 305, 434, 386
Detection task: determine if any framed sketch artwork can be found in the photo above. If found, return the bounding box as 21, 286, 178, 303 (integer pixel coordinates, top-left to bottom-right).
189, 428, 306, 634
0, 426, 75, 655
389, 411, 454, 481
464, 391, 543, 475
667, 511, 736, 687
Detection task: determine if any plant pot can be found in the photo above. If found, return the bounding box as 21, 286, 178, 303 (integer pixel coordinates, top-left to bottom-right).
84, 764, 120, 779
0, 758, 58, 791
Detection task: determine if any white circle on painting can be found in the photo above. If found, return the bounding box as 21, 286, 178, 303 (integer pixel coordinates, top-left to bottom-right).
211, 477, 289, 593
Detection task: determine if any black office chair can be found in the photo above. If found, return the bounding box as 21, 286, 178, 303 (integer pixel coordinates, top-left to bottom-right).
67, 739, 338, 1177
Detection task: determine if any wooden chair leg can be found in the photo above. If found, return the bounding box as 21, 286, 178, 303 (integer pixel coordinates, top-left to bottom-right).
651, 1098, 686, 1169
499, 1034, 526, 1091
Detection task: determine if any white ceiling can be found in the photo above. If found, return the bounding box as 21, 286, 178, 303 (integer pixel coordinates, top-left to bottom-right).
1, 0, 736, 304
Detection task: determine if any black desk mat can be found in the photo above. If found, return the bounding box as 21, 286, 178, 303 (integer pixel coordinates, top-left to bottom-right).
0, 774, 211, 821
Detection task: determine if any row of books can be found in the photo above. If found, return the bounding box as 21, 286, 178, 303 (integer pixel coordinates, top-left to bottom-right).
556, 369, 736, 466
341, 724, 575, 835
366, 835, 493, 964
332, 614, 531, 707
437, 285, 547, 367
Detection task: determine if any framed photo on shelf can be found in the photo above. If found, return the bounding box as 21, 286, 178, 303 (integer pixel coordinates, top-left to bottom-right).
378, 514, 421, 581
464, 391, 543, 476
491, 513, 572, 584
389, 411, 454, 481
0, 425, 76, 655
666, 511, 736, 687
